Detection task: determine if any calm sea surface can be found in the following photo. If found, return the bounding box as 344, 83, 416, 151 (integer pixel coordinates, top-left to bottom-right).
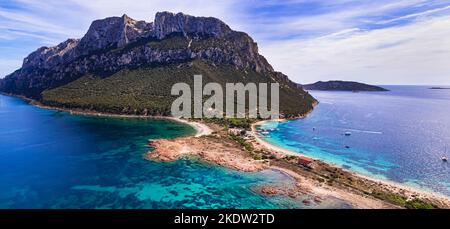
0, 95, 349, 209
258, 86, 450, 196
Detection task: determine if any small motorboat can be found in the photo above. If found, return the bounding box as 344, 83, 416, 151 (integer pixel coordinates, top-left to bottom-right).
344, 131, 351, 136
345, 145, 350, 149
442, 146, 448, 162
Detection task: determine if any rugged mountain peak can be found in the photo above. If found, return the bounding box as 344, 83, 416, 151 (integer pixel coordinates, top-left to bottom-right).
21, 14, 155, 70
1, 11, 280, 98
22, 38, 80, 69
75, 15, 153, 55
121, 13, 131, 20
154, 11, 232, 39
19, 12, 235, 70
119, 14, 154, 47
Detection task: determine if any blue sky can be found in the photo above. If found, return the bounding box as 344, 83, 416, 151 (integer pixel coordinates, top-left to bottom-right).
1, 0, 450, 85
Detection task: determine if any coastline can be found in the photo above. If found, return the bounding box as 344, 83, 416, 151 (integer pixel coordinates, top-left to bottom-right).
251, 119, 450, 207
5, 94, 212, 138
5, 93, 450, 208
251, 120, 300, 157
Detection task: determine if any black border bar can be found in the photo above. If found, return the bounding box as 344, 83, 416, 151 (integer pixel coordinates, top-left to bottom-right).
0, 209, 448, 227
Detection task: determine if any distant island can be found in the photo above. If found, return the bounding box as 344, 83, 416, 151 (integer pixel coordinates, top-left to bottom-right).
430, 87, 450, 90
302, 81, 389, 91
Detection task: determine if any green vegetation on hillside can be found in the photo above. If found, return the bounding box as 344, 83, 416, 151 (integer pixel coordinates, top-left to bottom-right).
372, 191, 436, 209
42, 60, 316, 117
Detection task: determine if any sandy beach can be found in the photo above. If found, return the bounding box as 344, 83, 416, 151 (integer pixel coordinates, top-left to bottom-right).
146, 120, 400, 208
146, 134, 267, 172
269, 166, 396, 209
251, 120, 303, 157
251, 120, 450, 208
145, 121, 267, 172
170, 118, 212, 137
28, 99, 212, 138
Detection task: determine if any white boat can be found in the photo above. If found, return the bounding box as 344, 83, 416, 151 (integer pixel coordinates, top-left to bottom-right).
344, 131, 351, 136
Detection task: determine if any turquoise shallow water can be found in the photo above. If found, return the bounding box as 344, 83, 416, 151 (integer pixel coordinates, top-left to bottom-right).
257, 86, 450, 196
0, 95, 349, 209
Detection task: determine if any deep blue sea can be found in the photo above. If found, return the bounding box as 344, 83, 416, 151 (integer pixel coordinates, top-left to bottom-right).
0, 95, 349, 209
258, 86, 450, 196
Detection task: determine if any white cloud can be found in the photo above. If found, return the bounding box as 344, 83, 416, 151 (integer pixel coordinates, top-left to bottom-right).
236, 0, 432, 41
376, 4, 450, 24
260, 15, 450, 85
0, 58, 22, 77
0, 0, 245, 45
1, 0, 450, 84
0, 0, 243, 77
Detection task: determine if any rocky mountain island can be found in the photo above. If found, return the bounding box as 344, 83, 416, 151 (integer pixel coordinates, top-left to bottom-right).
429, 87, 450, 90
302, 81, 388, 92
0, 12, 316, 117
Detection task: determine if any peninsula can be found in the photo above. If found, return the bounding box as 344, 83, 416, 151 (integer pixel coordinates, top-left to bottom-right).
145, 117, 450, 209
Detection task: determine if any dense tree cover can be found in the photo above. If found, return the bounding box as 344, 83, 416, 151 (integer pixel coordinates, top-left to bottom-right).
42, 60, 316, 117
